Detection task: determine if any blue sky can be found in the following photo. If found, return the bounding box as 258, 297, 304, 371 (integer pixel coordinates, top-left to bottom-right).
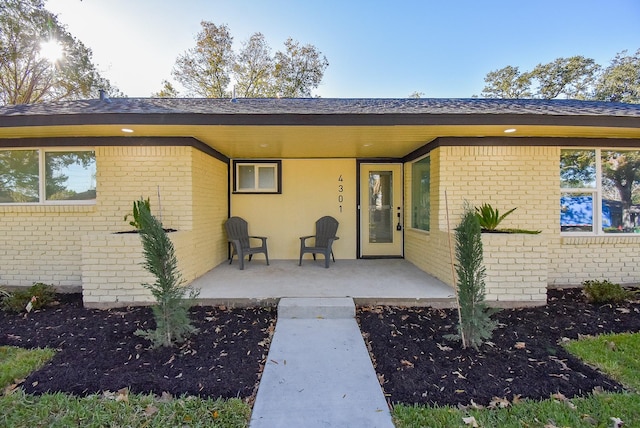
45, 0, 639, 98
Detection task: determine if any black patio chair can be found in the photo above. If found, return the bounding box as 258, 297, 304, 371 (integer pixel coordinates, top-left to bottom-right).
224, 216, 269, 270
299, 216, 339, 268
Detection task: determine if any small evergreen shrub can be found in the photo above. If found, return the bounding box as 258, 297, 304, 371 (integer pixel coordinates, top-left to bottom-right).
447, 205, 498, 349
582, 279, 632, 304
1, 282, 56, 313
130, 199, 199, 348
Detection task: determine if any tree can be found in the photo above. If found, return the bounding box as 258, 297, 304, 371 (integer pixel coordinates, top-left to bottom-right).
531, 56, 600, 99
480, 66, 533, 98
233, 32, 275, 97
595, 49, 640, 103
273, 38, 329, 98
167, 22, 329, 98
152, 79, 179, 98
478, 50, 639, 103
0, 0, 120, 105
172, 21, 235, 98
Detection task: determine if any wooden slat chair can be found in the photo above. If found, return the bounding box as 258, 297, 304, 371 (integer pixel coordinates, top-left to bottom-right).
299, 216, 339, 268
224, 216, 269, 270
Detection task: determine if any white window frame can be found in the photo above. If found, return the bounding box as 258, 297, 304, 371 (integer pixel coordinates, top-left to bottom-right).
233, 160, 281, 194
561, 147, 640, 236
0, 147, 96, 205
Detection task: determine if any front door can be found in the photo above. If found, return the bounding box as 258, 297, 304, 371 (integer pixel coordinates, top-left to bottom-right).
360, 163, 403, 257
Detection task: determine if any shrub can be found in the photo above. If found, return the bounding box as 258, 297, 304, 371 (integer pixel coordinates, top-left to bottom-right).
448, 205, 498, 349
1, 282, 56, 313
131, 199, 199, 348
474, 203, 516, 231
582, 279, 632, 304
124, 198, 150, 229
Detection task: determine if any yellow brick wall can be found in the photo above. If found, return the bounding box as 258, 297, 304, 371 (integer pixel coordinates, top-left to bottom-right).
188, 149, 229, 277
82, 147, 229, 306
96, 146, 193, 231
549, 236, 640, 286
0, 145, 229, 306
482, 233, 548, 304
0, 205, 97, 289
405, 145, 557, 304
435, 145, 557, 234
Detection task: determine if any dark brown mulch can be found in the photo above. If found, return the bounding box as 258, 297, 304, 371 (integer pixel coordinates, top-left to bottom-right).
0, 295, 276, 400
1, 289, 639, 408
357, 288, 640, 407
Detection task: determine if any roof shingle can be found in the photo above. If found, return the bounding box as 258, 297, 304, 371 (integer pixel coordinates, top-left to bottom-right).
1, 97, 640, 118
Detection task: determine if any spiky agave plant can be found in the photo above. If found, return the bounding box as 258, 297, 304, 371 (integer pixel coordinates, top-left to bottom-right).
474, 203, 516, 231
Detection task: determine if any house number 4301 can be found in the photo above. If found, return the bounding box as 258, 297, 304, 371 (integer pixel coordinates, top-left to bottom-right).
338, 175, 344, 212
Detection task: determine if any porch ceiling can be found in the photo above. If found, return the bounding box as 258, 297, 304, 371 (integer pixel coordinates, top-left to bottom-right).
1, 123, 640, 159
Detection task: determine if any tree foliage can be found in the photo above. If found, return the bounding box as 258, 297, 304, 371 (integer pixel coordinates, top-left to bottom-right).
172, 21, 234, 98
0, 0, 120, 105
167, 21, 328, 98
594, 49, 640, 103
480, 50, 640, 103
481, 65, 533, 99
152, 79, 179, 98
531, 56, 599, 100
273, 38, 329, 98
233, 32, 275, 97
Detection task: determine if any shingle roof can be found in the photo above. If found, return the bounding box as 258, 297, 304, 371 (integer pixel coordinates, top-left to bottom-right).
1, 97, 640, 117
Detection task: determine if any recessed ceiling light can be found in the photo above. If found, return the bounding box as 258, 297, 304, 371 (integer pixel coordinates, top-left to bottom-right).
259, 144, 269, 148
504, 128, 517, 133
121, 128, 134, 133
363, 143, 372, 147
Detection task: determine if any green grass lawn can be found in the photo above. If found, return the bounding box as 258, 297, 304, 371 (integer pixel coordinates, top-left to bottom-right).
0, 346, 55, 388
393, 332, 640, 428
564, 332, 640, 392
0, 346, 251, 428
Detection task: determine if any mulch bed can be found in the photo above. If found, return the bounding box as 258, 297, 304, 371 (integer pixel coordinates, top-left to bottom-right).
358, 288, 640, 407
0, 295, 276, 400
1, 288, 639, 408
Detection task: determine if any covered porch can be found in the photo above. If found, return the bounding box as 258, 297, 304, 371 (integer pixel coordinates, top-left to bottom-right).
189, 259, 456, 308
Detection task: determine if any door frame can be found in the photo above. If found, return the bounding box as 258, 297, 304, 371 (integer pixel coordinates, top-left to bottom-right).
356, 159, 404, 259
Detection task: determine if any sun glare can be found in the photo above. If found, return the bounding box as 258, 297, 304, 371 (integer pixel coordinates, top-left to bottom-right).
39, 40, 64, 63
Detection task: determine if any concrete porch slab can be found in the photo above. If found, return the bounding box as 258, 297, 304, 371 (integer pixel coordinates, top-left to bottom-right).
188, 259, 456, 308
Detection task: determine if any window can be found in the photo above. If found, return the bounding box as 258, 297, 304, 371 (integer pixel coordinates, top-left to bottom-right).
411, 156, 430, 231
560, 148, 640, 234
233, 160, 281, 193
0, 149, 96, 204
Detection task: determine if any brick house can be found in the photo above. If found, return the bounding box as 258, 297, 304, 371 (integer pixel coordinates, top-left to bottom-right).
0, 98, 639, 307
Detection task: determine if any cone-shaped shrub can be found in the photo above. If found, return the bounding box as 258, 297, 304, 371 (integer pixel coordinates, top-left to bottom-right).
451, 206, 498, 349
132, 199, 198, 348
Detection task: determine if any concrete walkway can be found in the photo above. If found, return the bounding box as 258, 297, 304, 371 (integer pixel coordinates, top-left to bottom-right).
249, 297, 395, 428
